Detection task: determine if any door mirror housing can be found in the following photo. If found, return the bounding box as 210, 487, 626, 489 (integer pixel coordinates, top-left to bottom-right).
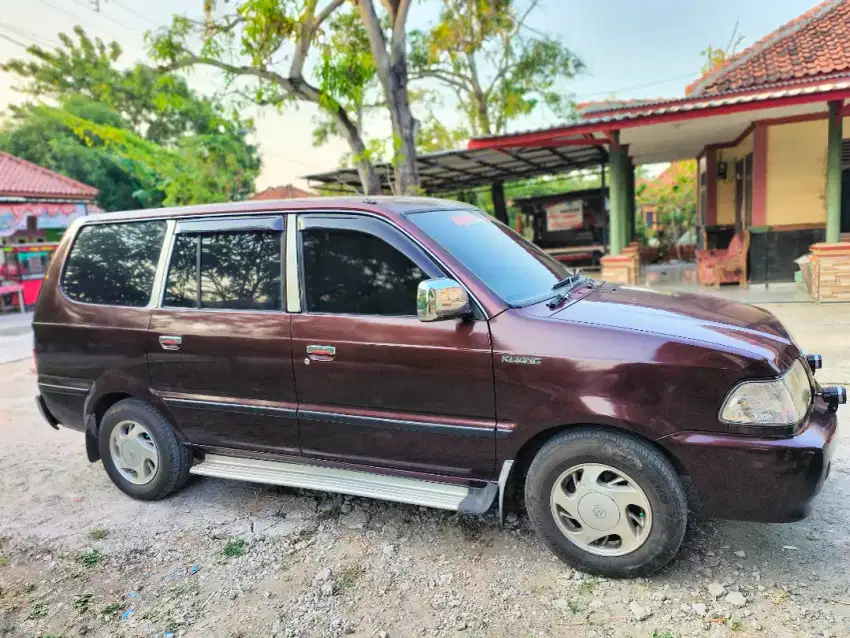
417, 278, 470, 322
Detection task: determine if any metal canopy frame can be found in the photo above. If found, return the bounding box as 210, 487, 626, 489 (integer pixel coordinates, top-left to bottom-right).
304, 144, 608, 194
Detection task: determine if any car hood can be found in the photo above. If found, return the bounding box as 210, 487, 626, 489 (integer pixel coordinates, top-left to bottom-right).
544, 284, 799, 370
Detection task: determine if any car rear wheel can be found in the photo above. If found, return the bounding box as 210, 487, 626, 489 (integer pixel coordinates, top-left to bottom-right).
98, 399, 192, 501
525, 428, 687, 577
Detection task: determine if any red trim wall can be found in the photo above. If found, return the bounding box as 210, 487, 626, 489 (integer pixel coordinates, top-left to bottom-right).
468, 89, 850, 150
752, 124, 768, 226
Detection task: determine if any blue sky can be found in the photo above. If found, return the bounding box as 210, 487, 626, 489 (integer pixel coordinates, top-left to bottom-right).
0, 0, 823, 188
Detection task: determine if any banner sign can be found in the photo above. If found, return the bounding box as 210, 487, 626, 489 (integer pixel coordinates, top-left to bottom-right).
545, 199, 584, 232
0, 202, 87, 236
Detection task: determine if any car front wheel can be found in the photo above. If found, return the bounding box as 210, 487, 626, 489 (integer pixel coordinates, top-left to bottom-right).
525, 428, 687, 577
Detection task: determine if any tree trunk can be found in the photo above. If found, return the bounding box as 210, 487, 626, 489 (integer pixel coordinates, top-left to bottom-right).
333, 107, 382, 195
387, 58, 420, 194
358, 0, 420, 195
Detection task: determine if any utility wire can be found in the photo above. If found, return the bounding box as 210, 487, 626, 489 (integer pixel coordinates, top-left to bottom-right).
572, 71, 703, 100
111, 0, 161, 28
36, 0, 124, 42
0, 22, 61, 49
0, 32, 30, 51
70, 0, 138, 34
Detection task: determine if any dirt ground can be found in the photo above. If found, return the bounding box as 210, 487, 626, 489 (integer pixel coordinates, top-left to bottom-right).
1, 303, 849, 638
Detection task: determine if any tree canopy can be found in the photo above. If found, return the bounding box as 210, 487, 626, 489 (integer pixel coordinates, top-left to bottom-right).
149, 0, 389, 194
410, 0, 584, 137
0, 26, 261, 209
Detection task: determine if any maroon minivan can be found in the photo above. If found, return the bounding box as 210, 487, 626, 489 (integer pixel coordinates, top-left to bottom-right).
34, 197, 844, 576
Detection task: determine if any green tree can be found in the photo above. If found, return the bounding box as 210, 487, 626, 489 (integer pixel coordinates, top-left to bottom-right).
410, 0, 584, 137
150, 0, 384, 194
2, 26, 258, 148
0, 97, 155, 211
150, 0, 424, 194
48, 106, 258, 207
636, 161, 697, 260
0, 26, 260, 202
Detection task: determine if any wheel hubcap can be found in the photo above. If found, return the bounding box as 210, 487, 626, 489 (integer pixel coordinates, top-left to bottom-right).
109, 420, 159, 485
550, 463, 652, 556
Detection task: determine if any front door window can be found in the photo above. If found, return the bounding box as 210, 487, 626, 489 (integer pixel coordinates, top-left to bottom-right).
300, 226, 425, 315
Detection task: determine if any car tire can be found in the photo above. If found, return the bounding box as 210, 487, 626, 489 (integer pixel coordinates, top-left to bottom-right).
98, 398, 193, 501
525, 428, 687, 578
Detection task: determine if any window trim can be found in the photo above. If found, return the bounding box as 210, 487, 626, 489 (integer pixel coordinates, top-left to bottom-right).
296, 214, 445, 318
176, 216, 284, 234
158, 216, 286, 313
59, 218, 171, 310
66, 208, 489, 318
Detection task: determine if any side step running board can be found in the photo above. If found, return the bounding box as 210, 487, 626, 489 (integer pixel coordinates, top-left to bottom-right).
190, 454, 497, 514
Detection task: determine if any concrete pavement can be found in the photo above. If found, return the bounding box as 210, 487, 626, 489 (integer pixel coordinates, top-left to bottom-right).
0, 311, 32, 365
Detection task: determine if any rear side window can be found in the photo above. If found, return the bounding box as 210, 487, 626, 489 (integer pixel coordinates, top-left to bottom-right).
301, 228, 425, 315
164, 230, 282, 311
62, 221, 166, 306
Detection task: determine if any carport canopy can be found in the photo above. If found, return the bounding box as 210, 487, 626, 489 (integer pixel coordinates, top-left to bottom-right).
303, 145, 608, 194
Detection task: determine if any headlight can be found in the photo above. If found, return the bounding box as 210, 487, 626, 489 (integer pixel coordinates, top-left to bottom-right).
720, 359, 812, 426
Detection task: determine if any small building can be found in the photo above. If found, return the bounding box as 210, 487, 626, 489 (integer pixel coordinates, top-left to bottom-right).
0, 152, 98, 306
469, 0, 850, 293
251, 184, 314, 200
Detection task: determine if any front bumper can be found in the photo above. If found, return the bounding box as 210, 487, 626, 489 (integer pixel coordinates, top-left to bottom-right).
659, 397, 838, 523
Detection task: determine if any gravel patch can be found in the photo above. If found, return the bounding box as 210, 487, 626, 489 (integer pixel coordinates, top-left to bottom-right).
1, 303, 849, 637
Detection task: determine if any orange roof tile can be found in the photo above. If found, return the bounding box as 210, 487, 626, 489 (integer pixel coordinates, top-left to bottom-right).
251, 184, 314, 200
0, 152, 98, 200
688, 0, 850, 96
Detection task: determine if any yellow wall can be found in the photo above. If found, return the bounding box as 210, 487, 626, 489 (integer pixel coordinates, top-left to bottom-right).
715, 132, 754, 225
765, 119, 828, 226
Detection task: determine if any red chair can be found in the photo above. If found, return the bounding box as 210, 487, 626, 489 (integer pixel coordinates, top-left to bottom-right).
697, 231, 750, 287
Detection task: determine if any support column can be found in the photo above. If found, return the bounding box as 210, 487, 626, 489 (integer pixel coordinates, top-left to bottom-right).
601, 131, 637, 283
491, 181, 508, 225
607, 131, 623, 255
826, 100, 843, 243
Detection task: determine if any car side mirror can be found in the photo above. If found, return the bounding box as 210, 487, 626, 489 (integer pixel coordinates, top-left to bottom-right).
417, 278, 470, 322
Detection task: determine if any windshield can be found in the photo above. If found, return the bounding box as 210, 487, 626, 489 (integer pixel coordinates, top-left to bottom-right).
407, 208, 572, 306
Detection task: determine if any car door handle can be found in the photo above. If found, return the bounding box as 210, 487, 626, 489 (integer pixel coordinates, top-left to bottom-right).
159, 335, 183, 351
306, 344, 336, 362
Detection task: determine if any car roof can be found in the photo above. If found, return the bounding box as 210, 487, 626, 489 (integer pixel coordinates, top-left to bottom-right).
83, 196, 473, 224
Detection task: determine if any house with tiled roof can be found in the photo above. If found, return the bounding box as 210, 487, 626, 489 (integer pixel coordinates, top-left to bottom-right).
0, 152, 97, 242
251, 184, 314, 200
470, 0, 850, 296
0, 152, 98, 306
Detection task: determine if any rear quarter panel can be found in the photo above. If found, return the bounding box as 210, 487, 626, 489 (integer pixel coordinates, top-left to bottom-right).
33, 222, 154, 432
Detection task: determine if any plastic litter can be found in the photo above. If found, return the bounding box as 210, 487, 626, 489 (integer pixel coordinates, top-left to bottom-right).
190, 562, 200, 574
120, 608, 135, 622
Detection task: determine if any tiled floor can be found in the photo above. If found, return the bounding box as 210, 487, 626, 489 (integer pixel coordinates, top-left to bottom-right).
649, 281, 814, 304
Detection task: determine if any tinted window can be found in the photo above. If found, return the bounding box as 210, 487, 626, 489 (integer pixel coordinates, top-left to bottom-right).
408, 209, 568, 305
163, 234, 198, 308
164, 231, 282, 311
63, 221, 166, 306
302, 228, 425, 315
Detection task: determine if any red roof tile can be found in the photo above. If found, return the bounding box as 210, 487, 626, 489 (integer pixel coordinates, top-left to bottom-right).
251, 184, 314, 200
688, 0, 850, 96
0, 152, 98, 200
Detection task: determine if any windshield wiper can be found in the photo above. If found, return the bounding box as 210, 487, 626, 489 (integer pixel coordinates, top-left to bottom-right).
547, 271, 593, 309
552, 271, 584, 291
